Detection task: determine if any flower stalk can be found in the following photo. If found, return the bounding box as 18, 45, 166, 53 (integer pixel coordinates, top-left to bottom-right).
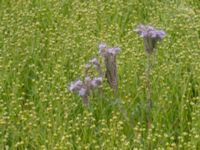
135, 24, 166, 129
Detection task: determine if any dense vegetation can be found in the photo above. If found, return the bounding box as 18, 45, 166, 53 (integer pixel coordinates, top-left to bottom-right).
0, 0, 200, 149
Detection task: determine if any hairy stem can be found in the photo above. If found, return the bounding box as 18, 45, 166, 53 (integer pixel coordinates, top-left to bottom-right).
147, 52, 152, 129
82, 95, 89, 107
153, 48, 156, 65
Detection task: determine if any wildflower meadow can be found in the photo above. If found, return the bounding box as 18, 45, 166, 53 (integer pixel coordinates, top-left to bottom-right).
0, 0, 200, 149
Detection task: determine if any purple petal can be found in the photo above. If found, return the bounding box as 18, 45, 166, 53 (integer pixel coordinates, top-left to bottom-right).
79, 88, 87, 96
91, 77, 102, 88
99, 43, 107, 54
69, 80, 83, 91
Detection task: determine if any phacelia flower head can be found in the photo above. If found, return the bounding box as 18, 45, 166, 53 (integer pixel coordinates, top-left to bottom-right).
69, 80, 83, 92
98, 43, 120, 57
91, 77, 103, 88
135, 25, 166, 54
107, 47, 121, 55
98, 43, 107, 55
68, 75, 103, 106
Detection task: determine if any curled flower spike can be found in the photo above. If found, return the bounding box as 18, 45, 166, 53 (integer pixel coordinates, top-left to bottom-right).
135, 25, 166, 54
105, 56, 118, 91
98, 43, 121, 93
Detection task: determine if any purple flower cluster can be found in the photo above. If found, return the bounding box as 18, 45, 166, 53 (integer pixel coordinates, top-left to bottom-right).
69, 76, 103, 106
69, 80, 83, 92
69, 42, 121, 106
135, 25, 166, 54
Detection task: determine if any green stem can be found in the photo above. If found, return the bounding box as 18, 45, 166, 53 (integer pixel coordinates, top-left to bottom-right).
147, 52, 152, 129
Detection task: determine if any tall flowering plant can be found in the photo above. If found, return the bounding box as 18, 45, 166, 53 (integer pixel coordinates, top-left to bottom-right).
135, 25, 166, 128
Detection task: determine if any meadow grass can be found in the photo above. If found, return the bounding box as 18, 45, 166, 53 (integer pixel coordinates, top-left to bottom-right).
0, 0, 200, 149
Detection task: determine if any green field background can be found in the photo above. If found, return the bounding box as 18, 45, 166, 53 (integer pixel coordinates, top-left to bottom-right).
0, 0, 200, 149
